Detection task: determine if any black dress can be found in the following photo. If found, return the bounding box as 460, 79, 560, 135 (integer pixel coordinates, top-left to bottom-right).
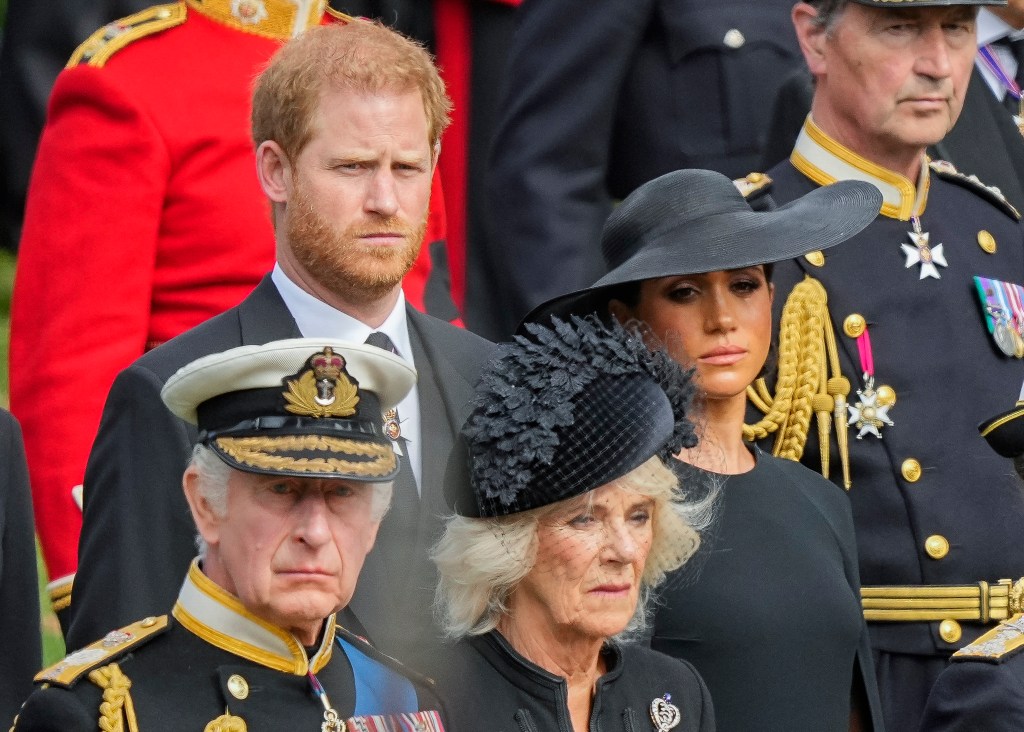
430, 629, 715, 732
651, 449, 882, 731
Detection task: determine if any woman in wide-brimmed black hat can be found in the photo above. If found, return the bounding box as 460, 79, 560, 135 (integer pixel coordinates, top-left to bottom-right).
525, 169, 885, 732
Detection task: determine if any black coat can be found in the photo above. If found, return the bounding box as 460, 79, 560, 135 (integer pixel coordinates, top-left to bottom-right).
0, 410, 41, 725
652, 452, 883, 732
476, 0, 804, 337
429, 630, 715, 732
67, 276, 494, 662
14, 616, 444, 731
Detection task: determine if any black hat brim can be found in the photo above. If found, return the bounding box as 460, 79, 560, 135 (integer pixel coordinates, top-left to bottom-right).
979, 403, 1024, 458
523, 173, 881, 327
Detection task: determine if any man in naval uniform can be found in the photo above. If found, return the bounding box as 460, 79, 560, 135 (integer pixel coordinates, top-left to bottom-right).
67, 20, 493, 662
744, 0, 1024, 728
11, 338, 446, 732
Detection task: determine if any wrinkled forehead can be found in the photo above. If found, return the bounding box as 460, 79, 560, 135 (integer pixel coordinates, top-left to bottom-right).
849, 2, 980, 24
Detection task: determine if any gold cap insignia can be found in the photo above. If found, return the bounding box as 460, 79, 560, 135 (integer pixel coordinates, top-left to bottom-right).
283, 347, 360, 418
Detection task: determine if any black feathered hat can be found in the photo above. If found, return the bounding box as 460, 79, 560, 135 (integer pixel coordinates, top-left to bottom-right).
446, 316, 697, 517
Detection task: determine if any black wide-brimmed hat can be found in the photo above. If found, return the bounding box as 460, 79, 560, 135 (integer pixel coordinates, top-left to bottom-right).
524, 169, 882, 326
979, 392, 1024, 459
445, 316, 697, 518
162, 338, 416, 481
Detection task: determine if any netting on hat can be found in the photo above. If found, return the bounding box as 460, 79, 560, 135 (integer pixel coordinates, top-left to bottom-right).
433, 317, 721, 647
463, 315, 699, 516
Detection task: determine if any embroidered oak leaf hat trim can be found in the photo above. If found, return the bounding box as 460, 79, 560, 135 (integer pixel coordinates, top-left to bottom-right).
446, 316, 698, 518
161, 338, 416, 480
523, 169, 883, 326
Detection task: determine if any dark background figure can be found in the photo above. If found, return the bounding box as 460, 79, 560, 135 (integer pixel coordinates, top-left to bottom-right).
760, 3, 1024, 211
471, 0, 805, 339
0, 409, 41, 726
0, 0, 148, 253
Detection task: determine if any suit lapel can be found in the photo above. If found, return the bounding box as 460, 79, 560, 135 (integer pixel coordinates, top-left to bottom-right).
236, 275, 303, 345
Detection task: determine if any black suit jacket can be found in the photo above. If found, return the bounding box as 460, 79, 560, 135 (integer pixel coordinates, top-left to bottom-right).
67, 276, 493, 660
475, 0, 803, 337
761, 67, 1024, 211
0, 410, 41, 723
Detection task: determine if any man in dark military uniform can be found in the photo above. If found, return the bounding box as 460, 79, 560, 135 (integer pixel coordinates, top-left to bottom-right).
0, 410, 41, 726
11, 338, 446, 732
472, 0, 806, 338
744, 0, 1024, 729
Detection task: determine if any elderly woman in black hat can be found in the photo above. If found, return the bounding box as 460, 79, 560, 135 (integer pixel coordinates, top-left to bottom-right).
525, 169, 885, 731
429, 316, 715, 732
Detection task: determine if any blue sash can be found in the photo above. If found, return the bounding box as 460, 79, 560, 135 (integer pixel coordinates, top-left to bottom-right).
336, 636, 419, 715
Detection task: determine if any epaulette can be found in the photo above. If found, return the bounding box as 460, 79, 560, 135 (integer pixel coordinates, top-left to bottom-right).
929, 159, 1021, 221
952, 613, 1024, 664
733, 172, 773, 202
34, 616, 170, 688
325, 7, 355, 22
67, 3, 187, 69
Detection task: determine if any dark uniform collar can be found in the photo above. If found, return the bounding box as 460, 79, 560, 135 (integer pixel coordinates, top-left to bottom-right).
791, 115, 932, 221
172, 559, 336, 674
184, 0, 330, 40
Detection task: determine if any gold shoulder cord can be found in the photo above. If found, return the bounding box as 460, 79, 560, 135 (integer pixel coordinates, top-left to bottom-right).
744, 275, 853, 489
88, 663, 140, 732
205, 712, 248, 731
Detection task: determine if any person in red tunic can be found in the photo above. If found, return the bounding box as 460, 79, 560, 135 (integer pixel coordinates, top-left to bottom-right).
8, 0, 457, 621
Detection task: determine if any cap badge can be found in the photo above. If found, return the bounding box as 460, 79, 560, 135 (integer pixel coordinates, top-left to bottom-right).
283, 347, 360, 418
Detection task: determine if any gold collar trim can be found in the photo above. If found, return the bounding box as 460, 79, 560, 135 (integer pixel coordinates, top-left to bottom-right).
172, 560, 335, 674
791, 116, 930, 221
184, 0, 330, 40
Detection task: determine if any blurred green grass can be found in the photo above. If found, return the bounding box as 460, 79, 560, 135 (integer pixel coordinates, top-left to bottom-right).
0, 251, 65, 665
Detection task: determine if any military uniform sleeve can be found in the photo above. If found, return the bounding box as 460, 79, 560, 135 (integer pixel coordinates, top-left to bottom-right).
919, 661, 1024, 732
9, 62, 171, 591
66, 364, 197, 649
11, 686, 98, 732
0, 411, 41, 724
483, 0, 658, 334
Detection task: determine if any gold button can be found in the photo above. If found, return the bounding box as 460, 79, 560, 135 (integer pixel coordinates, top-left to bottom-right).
978, 230, 997, 254
876, 385, 896, 407
140, 617, 157, 628
843, 314, 867, 338
227, 674, 249, 700
747, 172, 764, 183
939, 619, 962, 644
723, 29, 746, 49
925, 535, 950, 560
805, 251, 825, 268
901, 458, 921, 482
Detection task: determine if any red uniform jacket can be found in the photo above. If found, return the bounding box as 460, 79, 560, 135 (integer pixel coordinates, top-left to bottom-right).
9, 0, 448, 593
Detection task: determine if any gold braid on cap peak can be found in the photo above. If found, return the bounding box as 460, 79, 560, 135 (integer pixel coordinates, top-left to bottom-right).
744, 275, 852, 488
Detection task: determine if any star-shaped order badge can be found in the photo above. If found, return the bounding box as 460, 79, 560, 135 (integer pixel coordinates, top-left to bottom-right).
848, 376, 894, 439
901, 219, 947, 279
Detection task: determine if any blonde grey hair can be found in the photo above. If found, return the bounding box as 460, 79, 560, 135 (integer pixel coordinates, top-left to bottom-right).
187, 443, 393, 556
432, 455, 713, 640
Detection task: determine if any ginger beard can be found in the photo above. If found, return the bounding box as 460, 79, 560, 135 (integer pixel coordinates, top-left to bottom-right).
285, 182, 427, 304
